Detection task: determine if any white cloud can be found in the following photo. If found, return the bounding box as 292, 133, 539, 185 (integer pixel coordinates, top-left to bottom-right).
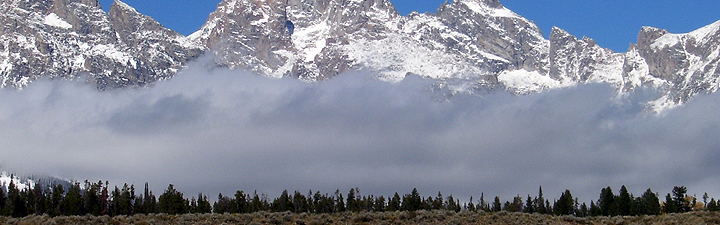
1, 58, 719, 203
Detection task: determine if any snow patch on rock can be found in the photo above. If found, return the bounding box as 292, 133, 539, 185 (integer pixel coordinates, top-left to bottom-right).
43, 13, 73, 29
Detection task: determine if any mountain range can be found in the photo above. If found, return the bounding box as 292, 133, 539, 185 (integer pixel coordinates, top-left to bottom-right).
1, 0, 719, 110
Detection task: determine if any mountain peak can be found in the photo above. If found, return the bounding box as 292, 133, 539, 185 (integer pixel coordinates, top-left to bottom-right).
637, 26, 669, 47
1, 0, 720, 112
452, 0, 519, 19
111, 0, 138, 14
470, 0, 503, 8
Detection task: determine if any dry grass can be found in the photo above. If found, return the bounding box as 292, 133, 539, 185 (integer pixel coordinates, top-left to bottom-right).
1, 210, 720, 225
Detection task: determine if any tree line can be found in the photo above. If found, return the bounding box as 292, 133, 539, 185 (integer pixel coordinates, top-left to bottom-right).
1, 178, 719, 218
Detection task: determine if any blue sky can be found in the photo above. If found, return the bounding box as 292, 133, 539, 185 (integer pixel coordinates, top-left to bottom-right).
99, 0, 720, 52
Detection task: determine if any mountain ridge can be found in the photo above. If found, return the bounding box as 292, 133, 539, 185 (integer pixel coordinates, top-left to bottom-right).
0, 0, 719, 110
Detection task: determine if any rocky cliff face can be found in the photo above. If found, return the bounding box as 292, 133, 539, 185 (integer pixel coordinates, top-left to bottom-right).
622, 21, 720, 110
0, 0, 203, 89
1, 0, 719, 110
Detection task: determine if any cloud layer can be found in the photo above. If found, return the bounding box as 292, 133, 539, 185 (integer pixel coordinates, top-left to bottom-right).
2, 59, 719, 203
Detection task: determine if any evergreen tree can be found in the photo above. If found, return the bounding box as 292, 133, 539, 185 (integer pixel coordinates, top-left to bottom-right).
23, 184, 36, 215
663, 193, 676, 214
100, 182, 110, 215
505, 195, 523, 212
249, 191, 268, 212
545, 200, 551, 214
554, 190, 574, 215
0, 185, 6, 216
636, 188, 660, 215
196, 193, 212, 213
671, 186, 690, 212
189, 197, 198, 213
271, 190, 293, 212
293, 191, 309, 213
589, 200, 601, 217
347, 188, 358, 212
49, 184, 64, 217
401, 188, 422, 211
598, 186, 615, 216
133, 182, 155, 214
110, 183, 135, 216
432, 192, 443, 210
479, 193, 488, 212
61, 182, 83, 216
374, 196, 386, 212
708, 198, 719, 211
158, 184, 188, 215
467, 196, 476, 212
524, 195, 534, 213
335, 190, 345, 212
445, 195, 461, 212
83, 180, 103, 216
7, 181, 28, 217
213, 193, 231, 213
616, 185, 633, 216
386, 192, 400, 211
578, 202, 588, 217
536, 187, 547, 214
492, 196, 501, 212
234, 190, 248, 213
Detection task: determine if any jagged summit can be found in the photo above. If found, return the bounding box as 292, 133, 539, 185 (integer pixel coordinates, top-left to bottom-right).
0, 0, 719, 110
0, 0, 203, 89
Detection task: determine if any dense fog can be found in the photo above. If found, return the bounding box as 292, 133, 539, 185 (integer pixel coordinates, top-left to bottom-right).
1, 57, 719, 203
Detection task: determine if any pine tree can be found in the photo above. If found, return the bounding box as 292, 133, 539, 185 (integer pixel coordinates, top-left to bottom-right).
536, 186, 547, 214
598, 186, 615, 216
479, 193, 488, 212
347, 188, 358, 212
432, 192, 443, 210
671, 186, 689, 212
401, 188, 422, 211
589, 200, 601, 216
197, 193, 212, 213
663, 193, 676, 214
467, 196, 476, 211
578, 202, 588, 217
158, 184, 188, 215
708, 198, 719, 211
554, 190, 574, 215
234, 190, 248, 213
293, 191, 309, 213
636, 188, 660, 215
524, 195, 534, 213
386, 192, 400, 211
7, 181, 28, 217
444, 195, 461, 212
83, 180, 101, 215
213, 193, 231, 213
616, 185, 633, 215
0, 185, 6, 216
250, 191, 262, 212
62, 182, 84, 216
335, 190, 345, 212
49, 184, 64, 217
492, 196, 501, 212
374, 196, 386, 212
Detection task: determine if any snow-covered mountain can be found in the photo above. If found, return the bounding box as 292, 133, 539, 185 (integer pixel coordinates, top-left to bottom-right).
0, 0, 204, 89
1, 0, 719, 110
0, 171, 72, 192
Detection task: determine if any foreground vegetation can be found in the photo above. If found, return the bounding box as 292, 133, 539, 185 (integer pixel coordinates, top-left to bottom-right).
3, 210, 720, 225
